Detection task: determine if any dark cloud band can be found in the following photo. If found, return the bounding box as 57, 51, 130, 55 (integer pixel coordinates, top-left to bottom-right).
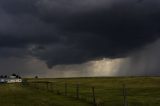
0, 0, 160, 68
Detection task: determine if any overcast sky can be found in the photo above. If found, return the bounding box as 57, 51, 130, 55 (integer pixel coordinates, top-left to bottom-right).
0, 0, 160, 77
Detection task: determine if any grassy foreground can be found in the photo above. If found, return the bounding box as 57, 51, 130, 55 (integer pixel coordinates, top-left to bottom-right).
0, 77, 160, 106
0, 83, 91, 106
27, 77, 160, 106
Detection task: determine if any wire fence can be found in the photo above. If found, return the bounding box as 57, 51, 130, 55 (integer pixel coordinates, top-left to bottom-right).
22, 81, 130, 106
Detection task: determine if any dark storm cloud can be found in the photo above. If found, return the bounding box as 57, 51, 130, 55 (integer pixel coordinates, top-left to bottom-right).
0, 0, 38, 15
0, 0, 160, 68
0, 35, 60, 48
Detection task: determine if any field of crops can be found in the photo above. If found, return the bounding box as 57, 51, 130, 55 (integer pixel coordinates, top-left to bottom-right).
0, 77, 160, 106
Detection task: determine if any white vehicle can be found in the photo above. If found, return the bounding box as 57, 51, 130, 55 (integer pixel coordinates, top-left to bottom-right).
0, 75, 22, 83
0, 78, 6, 83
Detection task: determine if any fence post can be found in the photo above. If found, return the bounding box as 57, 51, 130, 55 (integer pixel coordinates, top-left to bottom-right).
36, 83, 39, 89
65, 82, 67, 96
92, 86, 96, 106
50, 83, 53, 92
56, 84, 60, 95
34, 82, 37, 89
76, 83, 79, 99
52, 83, 54, 92
123, 84, 127, 106
46, 82, 49, 91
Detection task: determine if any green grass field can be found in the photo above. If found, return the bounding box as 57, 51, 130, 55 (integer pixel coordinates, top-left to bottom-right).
0, 77, 160, 106
0, 83, 91, 106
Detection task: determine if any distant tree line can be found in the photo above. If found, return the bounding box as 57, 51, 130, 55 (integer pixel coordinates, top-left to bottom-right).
0, 75, 7, 78
0, 73, 21, 79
